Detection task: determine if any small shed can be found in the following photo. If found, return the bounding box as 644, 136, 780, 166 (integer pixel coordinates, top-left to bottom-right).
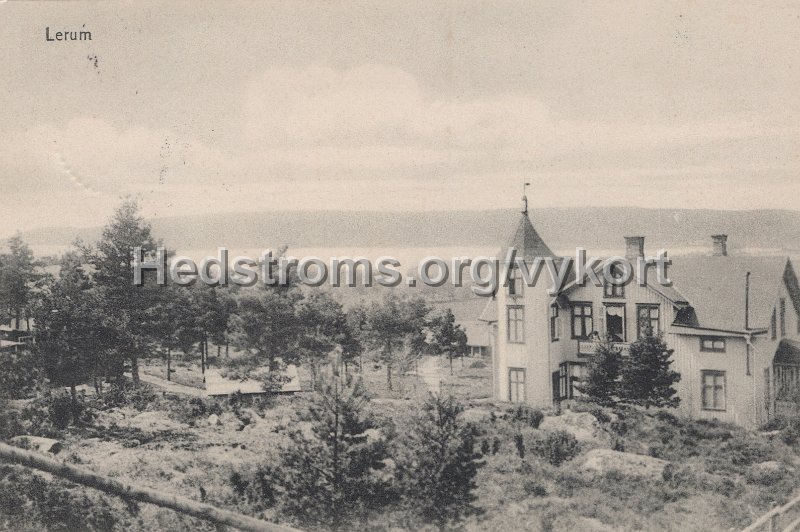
203, 365, 302, 397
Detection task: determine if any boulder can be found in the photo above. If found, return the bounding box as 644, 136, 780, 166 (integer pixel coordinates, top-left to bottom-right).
10, 436, 62, 454
540, 411, 612, 445
219, 412, 243, 430
754, 460, 785, 473
461, 408, 492, 424
582, 449, 668, 479
746, 460, 792, 485
207, 413, 221, 426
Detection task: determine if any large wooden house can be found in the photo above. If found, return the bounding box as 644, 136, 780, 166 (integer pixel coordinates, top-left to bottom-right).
484, 204, 800, 428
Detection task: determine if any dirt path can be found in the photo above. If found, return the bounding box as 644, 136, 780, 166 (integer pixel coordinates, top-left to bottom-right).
417, 356, 444, 393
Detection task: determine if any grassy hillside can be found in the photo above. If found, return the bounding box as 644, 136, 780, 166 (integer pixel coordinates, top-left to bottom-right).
1, 354, 798, 531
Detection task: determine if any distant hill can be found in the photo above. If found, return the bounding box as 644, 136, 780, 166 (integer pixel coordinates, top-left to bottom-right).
14, 207, 800, 254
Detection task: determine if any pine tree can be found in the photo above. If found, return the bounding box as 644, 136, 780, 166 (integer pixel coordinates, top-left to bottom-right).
575, 340, 622, 406
619, 332, 681, 408
428, 308, 469, 375
296, 291, 351, 389
363, 294, 429, 390
34, 252, 111, 422
89, 199, 164, 382
395, 393, 482, 529
263, 374, 393, 531
0, 235, 40, 328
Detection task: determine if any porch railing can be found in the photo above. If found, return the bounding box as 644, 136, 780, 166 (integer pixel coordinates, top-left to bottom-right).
577, 340, 630, 357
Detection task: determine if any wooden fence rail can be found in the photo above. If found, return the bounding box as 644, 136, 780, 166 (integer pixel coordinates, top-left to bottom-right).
743, 493, 800, 532
0, 442, 300, 532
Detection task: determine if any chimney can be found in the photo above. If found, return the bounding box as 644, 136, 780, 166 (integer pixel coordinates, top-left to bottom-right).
712, 234, 728, 256
624, 236, 645, 260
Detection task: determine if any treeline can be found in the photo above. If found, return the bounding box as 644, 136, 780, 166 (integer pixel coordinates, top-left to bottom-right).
0, 199, 471, 409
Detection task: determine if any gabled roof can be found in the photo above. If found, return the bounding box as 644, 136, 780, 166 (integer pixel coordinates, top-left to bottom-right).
557, 258, 689, 306
429, 298, 490, 324
429, 298, 493, 346
478, 298, 498, 323
668, 256, 796, 332
499, 213, 554, 261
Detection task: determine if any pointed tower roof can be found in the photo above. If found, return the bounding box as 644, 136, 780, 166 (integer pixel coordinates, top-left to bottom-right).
501, 211, 555, 261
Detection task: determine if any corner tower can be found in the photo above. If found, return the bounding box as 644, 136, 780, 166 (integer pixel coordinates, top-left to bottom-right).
493, 192, 557, 406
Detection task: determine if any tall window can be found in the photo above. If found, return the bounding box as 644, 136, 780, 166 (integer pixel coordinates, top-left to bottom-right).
603, 264, 625, 298
555, 362, 586, 400
772, 308, 777, 340
550, 304, 560, 341
571, 303, 593, 339
701, 370, 726, 411
507, 306, 525, 343
637, 304, 660, 338
509, 368, 525, 403
780, 298, 786, 337
508, 266, 523, 298
605, 304, 626, 342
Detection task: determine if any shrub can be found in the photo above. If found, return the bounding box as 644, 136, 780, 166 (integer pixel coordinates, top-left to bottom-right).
508, 405, 544, 429
654, 410, 680, 426
523, 479, 548, 497
95, 383, 158, 411
45, 392, 77, 429
534, 430, 580, 466
514, 433, 525, 458
685, 419, 733, 441
780, 417, 800, 446
0, 349, 42, 399
745, 463, 789, 486
0, 464, 131, 531
481, 439, 491, 455
469, 360, 487, 369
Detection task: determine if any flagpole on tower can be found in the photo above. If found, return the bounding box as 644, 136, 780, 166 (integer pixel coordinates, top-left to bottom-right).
522, 182, 531, 216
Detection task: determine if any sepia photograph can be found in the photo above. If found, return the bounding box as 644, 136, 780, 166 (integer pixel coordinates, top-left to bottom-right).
1, 1, 800, 531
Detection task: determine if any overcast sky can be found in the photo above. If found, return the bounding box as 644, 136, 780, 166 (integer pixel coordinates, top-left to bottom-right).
1, 1, 799, 235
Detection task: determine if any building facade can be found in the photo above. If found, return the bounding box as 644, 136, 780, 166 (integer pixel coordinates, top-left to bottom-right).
485, 206, 800, 429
